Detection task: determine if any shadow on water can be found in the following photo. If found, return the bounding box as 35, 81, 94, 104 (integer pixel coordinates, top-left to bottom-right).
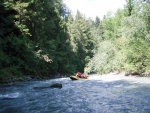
0, 78, 150, 113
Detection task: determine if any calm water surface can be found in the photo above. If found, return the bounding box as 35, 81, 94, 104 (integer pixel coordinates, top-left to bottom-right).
0, 76, 150, 113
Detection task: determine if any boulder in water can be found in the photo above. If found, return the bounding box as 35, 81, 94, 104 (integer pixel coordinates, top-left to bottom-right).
50, 83, 62, 89
33, 83, 62, 89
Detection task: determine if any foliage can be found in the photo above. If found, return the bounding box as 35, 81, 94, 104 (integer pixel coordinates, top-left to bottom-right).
87, 0, 150, 75
87, 40, 117, 74
66, 11, 96, 72
120, 2, 150, 74
0, 0, 74, 83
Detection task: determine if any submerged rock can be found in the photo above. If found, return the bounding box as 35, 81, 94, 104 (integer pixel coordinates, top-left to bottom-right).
33, 86, 50, 89
33, 83, 62, 89
50, 83, 62, 89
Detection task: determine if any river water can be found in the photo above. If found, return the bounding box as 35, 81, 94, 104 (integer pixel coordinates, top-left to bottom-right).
0, 74, 150, 113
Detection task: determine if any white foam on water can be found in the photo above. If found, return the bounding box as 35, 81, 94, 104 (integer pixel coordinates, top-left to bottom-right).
0, 92, 20, 99
89, 72, 150, 84
114, 84, 123, 88
124, 85, 139, 89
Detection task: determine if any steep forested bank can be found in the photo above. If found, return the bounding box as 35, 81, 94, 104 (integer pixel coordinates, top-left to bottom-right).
0, 0, 73, 83
86, 0, 150, 76
0, 0, 150, 83
0, 0, 96, 83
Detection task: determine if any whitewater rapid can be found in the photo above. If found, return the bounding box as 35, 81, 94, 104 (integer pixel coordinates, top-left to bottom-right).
89, 72, 150, 84
0, 73, 150, 113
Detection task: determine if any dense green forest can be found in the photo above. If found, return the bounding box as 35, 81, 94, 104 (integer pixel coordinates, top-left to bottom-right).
0, 0, 150, 83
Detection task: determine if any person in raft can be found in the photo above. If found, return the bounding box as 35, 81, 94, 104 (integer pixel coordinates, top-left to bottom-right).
76, 72, 88, 78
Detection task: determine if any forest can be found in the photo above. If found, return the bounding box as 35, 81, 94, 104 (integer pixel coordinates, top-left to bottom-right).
0, 0, 150, 83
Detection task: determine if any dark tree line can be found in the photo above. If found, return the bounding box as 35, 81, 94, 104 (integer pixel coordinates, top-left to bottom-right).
0, 0, 76, 83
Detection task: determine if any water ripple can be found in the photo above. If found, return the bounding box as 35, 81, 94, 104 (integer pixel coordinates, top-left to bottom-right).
0, 78, 150, 113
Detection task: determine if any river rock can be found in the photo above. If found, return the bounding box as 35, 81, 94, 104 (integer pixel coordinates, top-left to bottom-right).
33, 83, 62, 89
50, 83, 62, 89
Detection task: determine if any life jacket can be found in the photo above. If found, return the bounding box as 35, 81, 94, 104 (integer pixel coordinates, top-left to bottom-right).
76, 72, 88, 78
76, 72, 82, 77
81, 73, 88, 78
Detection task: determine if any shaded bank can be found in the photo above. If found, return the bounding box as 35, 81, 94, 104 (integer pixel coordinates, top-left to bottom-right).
0, 74, 69, 85
1, 72, 150, 85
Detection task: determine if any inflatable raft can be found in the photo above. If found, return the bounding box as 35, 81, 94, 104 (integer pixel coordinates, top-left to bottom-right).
70, 76, 88, 80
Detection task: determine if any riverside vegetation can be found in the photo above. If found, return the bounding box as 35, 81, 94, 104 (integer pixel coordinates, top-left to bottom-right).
0, 0, 150, 83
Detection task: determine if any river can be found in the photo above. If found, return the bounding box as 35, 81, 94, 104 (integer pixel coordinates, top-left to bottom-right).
0, 73, 150, 113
